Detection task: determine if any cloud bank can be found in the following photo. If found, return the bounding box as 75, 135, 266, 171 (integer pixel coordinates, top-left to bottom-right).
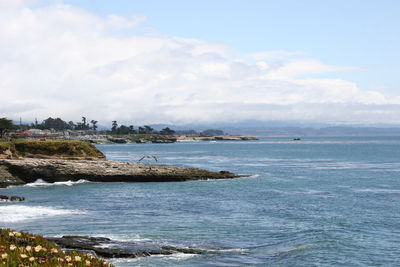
0, 1, 399, 125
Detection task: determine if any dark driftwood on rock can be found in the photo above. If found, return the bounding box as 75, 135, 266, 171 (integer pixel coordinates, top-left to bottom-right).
0, 159, 241, 187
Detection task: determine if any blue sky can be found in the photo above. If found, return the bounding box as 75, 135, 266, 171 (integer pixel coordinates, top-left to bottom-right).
1, 0, 400, 124
63, 0, 400, 92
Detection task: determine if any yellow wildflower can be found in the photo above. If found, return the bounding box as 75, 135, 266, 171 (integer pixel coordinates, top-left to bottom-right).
86, 260, 91, 266
13, 231, 22, 237
50, 248, 59, 253
9, 245, 17, 251
1, 253, 7, 259
26, 246, 32, 251
8, 232, 14, 237
65, 255, 72, 262
20, 254, 28, 258
34, 245, 42, 252
74, 255, 82, 262
29, 257, 35, 262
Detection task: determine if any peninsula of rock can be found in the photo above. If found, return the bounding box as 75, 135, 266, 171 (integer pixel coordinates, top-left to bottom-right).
0, 158, 239, 187
0, 140, 244, 188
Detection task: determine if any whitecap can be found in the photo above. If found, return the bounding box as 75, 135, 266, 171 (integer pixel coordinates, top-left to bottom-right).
24, 179, 91, 187
0, 205, 85, 223
99, 234, 152, 242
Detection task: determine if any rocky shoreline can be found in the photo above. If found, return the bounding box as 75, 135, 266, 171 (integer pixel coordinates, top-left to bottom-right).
0, 158, 242, 187
75, 135, 258, 144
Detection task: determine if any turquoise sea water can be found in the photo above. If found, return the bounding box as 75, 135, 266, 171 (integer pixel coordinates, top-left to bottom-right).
1, 137, 400, 266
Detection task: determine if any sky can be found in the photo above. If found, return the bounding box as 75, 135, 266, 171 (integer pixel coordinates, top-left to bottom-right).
1, 0, 400, 126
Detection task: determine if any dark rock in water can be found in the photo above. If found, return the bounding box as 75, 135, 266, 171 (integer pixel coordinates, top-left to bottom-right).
0, 158, 243, 185
151, 139, 176, 144
0, 195, 25, 202
107, 138, 128, 144
47, 236, 206, 258
10, 196, 25, 201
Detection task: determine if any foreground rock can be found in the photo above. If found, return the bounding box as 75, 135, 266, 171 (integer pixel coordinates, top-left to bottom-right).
47, 236, 206, 258
0, 158, 241, 186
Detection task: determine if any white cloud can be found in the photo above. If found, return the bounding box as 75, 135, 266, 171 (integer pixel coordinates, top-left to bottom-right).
249, 50, 305, 60
0, 1, 399, 125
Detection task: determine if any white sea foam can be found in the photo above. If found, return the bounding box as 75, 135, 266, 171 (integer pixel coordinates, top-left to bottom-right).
355, 189, 400, 194
99, 234, 152, 242
109, 252, 199, 265
24, 179, 91, 187
0, 205, 85, 223
209, 248, 249, 253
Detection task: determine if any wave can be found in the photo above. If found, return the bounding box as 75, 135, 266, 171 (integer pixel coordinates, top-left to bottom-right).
98, 234, 152, 243
0, 205, 85, 223
109, 252, 199, 265
24, 179, 91, 187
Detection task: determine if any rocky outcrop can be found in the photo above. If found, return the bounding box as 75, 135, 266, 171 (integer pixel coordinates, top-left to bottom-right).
0, 158, 242, 187
176, 135, 258, 141
47, 236, 206, 258
0, 195, 25, 202
0, 165, 25, 188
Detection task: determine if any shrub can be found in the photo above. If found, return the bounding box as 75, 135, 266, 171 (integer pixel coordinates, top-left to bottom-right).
0, 228, 114, 267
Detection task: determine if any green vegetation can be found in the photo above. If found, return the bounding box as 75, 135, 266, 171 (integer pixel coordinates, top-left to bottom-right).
0, 228, 114, 267
0, 118, 14, 139
0, 140, 104, 159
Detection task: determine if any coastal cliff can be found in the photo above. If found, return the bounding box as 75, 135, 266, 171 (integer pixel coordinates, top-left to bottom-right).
0, 140, 242, 188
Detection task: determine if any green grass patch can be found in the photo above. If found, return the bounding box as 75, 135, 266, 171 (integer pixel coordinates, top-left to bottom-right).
0, 140, 104, 159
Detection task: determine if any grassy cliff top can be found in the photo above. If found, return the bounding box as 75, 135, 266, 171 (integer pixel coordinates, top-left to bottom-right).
0, 140, 105, 159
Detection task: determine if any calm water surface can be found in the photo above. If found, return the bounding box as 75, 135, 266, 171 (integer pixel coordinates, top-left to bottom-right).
1, 137, 400, 266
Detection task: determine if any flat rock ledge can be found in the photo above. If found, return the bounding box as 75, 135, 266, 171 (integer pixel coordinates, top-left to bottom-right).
0, 158, 242, 187
46, 236, 207, 258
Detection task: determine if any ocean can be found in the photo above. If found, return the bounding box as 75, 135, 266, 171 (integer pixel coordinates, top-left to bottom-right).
1, 137, 400, 266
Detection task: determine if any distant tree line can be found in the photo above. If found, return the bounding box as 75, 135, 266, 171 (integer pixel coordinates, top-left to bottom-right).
29, 117, 98, 131
1, 116, 224, 138
27, 117, 176, 135
110, 121, 175, 135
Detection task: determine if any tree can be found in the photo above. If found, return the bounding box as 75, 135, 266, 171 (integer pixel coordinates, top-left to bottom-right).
0, 118, 14, 138
42, 117, 70, 131
68, 121, 76, 130
201, 129, 224, 136
90, 120, 98, 131
75, 117, 90, 130
160, 127, 175, 135
111, 121, 118, 132
144, 125, 154, 134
